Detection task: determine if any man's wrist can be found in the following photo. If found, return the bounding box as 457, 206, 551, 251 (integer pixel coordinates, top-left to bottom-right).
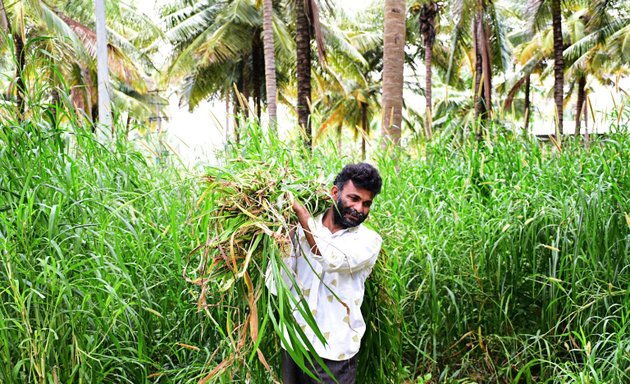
292, 200, 307, 216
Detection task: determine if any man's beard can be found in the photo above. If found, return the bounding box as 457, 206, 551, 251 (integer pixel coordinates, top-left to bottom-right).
332, 197, 367, 229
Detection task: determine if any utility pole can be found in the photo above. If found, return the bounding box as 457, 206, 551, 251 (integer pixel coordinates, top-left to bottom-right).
95, 0, 112, 140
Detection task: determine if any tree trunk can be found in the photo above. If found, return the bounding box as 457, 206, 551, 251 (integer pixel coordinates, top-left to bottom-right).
575, 75, 586, 136
421, 2, 438, 139
361, 101, 368, 159
262, 0, 278, 129
382, 0, 406, 146
479, 15, 492, 117
0, 0, 8, 33
252, 34, 263, 121
551, 0, 564, 137
473, 11, 491, 123
524, 74, 531, 133
13, 32, 25, 118
95, 0, 112, 139
296, 0, 312, 149
233, 89, 240, 144
3, 0, 26, 118
225, 91, 231, 142
473, 14, 486, 128
584, 91, 589, 147
240, 60, 250, 118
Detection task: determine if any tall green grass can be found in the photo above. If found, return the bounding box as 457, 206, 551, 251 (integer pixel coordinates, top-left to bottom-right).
376, 133, 630, 382
195, 122, 629, 383
0, 96, 215, 382
1, 72, 628, 384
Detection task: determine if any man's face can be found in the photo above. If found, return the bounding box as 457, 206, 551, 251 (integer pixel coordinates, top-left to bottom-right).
331, 180, 374, 229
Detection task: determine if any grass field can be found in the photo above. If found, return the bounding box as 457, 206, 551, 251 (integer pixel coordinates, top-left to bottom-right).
1, 102, 629, 383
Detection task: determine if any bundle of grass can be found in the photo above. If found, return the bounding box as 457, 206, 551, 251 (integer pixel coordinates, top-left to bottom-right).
187, 158, 333, 382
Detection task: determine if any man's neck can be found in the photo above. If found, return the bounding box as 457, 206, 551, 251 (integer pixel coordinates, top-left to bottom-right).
322, 208, 345, 234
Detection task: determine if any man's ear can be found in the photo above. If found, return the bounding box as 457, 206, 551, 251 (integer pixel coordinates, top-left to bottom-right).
331, 185, 339, 201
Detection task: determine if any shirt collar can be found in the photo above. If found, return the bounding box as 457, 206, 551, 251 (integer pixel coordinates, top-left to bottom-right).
315, 212, 361, 235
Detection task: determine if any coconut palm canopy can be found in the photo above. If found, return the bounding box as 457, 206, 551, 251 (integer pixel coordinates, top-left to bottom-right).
2, 0, 627, 140
0, 0, 163, 122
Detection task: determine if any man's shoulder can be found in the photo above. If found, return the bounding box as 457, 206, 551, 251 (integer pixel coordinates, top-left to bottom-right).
356, 223, 382, 242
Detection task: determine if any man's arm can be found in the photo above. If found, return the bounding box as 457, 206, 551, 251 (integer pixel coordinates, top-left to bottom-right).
291, 198, 321, 256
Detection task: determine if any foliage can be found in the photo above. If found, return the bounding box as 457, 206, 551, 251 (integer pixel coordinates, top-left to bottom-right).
188, 129, 331, 382
0, 0, 161, 122
160, 0, 294, 111
1, 1, 630, 382
0, 95, 202, 383
380, 129, 630, 382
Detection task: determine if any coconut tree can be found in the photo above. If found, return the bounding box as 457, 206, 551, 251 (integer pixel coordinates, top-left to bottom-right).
550, 0, 564, 136
0, 0, 159, 125
295, 0, 312, 145
516, 0, 628, 137
409, 1, 440, 139
382, 0, 406, 145
163, 0, 262, 115
1, 0, 26, 116
526, 0, 566, 136
473, 4, 492, 120
316, 79, 381, 158
262, 0, 277, 127
162, 0, 294, 137
446, 0, 510, 132
294, 0, 326, 149
562, 0, 630, 135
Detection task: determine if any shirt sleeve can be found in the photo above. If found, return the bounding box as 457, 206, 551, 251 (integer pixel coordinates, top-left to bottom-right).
307, 218, 382, 274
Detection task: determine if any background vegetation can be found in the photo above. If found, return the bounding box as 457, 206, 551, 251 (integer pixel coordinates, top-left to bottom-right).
1, 0, 629, 383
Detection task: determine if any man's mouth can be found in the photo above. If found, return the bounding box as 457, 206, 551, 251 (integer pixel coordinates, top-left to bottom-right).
345, 211, 363, 222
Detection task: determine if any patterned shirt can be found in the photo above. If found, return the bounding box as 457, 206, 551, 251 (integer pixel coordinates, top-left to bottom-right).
272, 213, 382, 361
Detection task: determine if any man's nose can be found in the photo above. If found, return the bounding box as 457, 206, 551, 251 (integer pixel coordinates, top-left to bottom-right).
354, 201, 367, 214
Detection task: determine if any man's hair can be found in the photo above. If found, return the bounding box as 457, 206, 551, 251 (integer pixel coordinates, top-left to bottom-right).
333, 163, 382, 196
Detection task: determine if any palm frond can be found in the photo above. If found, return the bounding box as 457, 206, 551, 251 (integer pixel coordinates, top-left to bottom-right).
272, 11, 296, 64
564, 18, 629, 66
323, 23, 368, 69
445, 0, 472, 86
488, 4, 512, 73
196, 23, 254, 65
111, 83, 153, 118
525, 0, 548, 33
307, 0, 327, 63
37, 3, 91, 62
163, 2, 223, 45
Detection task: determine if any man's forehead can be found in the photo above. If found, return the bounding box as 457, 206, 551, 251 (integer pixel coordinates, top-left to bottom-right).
341, 180, 374, 199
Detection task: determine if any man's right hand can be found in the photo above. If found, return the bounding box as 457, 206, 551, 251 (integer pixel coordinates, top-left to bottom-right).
286, 191, 304, 214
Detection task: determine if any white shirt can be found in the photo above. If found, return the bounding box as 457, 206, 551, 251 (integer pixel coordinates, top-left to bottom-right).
269, 213, 382, 361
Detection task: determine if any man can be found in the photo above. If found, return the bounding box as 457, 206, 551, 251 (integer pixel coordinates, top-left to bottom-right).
276, 163, 383, 384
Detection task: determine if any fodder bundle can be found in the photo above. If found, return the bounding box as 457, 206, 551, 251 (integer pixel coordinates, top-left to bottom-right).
186, 159, 331, 381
